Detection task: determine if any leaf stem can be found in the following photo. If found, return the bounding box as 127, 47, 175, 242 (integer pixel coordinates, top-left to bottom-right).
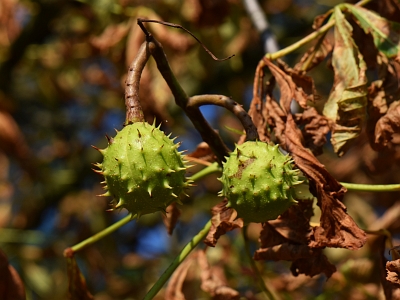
243, 225, 275, 300
265, 18, 335, 60
189, 162, 221, 182
143, 219, 212, 299
341, 182, 400, 192
265, 0, 373, 60
66, 214, 135, 255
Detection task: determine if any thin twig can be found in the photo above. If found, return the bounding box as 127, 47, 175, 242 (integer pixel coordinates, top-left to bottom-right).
137, 18, 234, 61
188, 95, 259, 141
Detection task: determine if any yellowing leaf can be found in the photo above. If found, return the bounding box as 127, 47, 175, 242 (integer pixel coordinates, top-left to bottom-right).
323, 7, 367, 156
344, 4, 400, 58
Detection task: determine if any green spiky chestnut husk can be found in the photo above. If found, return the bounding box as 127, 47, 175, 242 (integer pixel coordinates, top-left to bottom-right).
219, 141, 302, 223
94, 122, 191, 218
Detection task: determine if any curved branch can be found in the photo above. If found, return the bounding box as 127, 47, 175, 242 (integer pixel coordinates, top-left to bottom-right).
188, 95, 259, 141
145, 34, 230, 162
124, 41, 151, 124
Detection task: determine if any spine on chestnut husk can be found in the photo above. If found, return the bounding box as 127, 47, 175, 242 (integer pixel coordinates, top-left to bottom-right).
93, 121, 192, 218
219, 141, 302, 223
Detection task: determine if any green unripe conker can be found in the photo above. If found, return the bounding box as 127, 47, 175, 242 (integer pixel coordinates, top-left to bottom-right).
219, 141, 302, 223
94, 122, 191, 218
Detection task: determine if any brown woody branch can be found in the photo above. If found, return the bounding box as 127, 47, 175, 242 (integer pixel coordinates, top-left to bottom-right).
143, 31, 230, 162
188, 95, 259, 142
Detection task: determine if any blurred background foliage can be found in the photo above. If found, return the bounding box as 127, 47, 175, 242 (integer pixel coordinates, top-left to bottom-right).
0, 0, 399, 299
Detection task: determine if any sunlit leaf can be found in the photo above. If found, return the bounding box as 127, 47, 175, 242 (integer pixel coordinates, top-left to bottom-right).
344, 4, 400, 58
323, 7, 367, 156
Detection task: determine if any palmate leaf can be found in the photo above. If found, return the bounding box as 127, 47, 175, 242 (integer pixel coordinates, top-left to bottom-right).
323, 7, 367, 156
343, 4, 400, 58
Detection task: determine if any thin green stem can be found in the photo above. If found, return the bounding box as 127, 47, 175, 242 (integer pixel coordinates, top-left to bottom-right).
144, 219, 212, 300
188, 162, 221, 182
66, 163, 220, 257
266, 18, 335, 60
69, 214, 135, 254
265, 0, 374, 60
243, 226, 275, 300
341, 182, 400, 192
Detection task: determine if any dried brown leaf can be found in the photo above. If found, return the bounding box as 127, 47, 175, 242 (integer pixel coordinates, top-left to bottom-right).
312, 11, 332, 30
295, 107, 330, 155
241, 59, 271, 144
264, 59, 315, 111
0, 249, 25, 300
377, 236, 400, 299
66, 256, 94, 300
165, 252, 198, 300
162, 202, 181, 235
254, 201, 336, 278
367, 58, 400, 150
267, 200, 314, 245
284, 115, 366, 250
264, 81, 288, 143
294, 37, 333, 72
257, 57, 366, 251
256, 243, 316, 261
204, 199, 243, 247
290, 254, 336, 278
387, 260, 400, 286
366, 0, 400, 23
198, 250, 239, 300
375, 100, 400, 147
187, 142, 216, 164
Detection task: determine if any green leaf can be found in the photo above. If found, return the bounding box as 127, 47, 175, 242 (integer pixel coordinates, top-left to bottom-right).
343, 4, 400, 58
323, 7, 367, 156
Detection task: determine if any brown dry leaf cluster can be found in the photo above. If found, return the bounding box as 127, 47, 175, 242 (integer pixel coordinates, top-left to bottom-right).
292, 1, 400, 158
240, 56, 367, 278
204, 199, 243, 247
165, 249, 239, 300
254, 201, 336, 278
387, 259, 400, 287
